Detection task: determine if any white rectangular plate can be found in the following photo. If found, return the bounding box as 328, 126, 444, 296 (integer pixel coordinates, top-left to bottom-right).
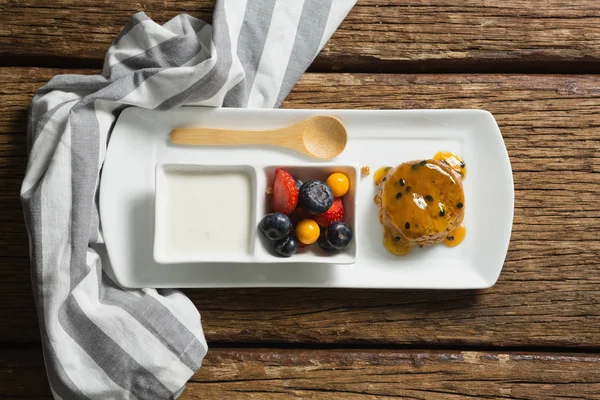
100, 108, 514, 289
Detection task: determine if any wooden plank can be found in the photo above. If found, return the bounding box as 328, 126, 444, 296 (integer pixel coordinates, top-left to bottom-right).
2, 1, 600, 71
187, 349, 600, 399
0, 346, 52, 399
0, 68, 59, 344
2, 346, 600, 399
1, 68, 599, 347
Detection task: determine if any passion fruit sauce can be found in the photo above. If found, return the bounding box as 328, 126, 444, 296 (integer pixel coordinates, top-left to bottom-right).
382, 226, 412, 256
443, 224, 466, 247
373, 166, 392, 185
375, 153, 467, 256
434, 151, 467, 178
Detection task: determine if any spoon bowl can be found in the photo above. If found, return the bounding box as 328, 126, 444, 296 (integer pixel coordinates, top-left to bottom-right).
170, 116, 348, 160
301, 116, 347, 159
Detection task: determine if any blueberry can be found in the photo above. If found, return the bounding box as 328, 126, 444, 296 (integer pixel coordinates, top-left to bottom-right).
299, 180, 334, 214
294, 177, 303, 190
274, 236, 299, 257
317, 231, 336, 252
325, 221, 353, 250
259, 213, 292, 241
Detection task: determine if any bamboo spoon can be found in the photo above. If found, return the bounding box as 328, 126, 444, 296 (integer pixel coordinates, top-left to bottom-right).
170, 116, 348, 160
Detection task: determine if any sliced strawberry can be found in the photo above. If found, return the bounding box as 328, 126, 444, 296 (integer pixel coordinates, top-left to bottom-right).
315, 198, 344, 227
272, 168, 298, 215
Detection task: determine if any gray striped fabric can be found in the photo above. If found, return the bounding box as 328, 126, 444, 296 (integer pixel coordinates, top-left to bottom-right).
21, 1, 356, 399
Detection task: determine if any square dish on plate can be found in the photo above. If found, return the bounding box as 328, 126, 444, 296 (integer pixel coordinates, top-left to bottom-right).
100, 107, 513, 289
153, 164, 257, 264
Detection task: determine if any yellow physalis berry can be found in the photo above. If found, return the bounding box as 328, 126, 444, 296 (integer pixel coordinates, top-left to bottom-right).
295, 219, 320, 245
326, 173, 349, 197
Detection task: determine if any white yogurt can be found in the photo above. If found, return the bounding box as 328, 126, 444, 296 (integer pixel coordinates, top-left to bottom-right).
155, 167, 253, 262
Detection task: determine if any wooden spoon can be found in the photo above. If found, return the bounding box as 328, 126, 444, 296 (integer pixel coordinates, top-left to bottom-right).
170, 116, 347, 160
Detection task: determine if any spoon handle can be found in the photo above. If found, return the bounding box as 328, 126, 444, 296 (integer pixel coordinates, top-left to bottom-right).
170, 127, 280, 146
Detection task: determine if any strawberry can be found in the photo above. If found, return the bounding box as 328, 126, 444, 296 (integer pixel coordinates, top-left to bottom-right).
272, 168, 298, 215
315, 198, 344, 227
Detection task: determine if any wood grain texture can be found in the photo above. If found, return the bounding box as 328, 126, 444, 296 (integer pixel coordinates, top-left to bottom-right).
2, 1, 600, 71
187, 349, 600, 399
0, 68, 61, 345
0, 346, 51, 399
1, 68, 599, 348
2, 346, 600, 399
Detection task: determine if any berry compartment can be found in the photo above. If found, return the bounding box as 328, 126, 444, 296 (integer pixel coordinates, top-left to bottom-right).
255, 165, 359, 264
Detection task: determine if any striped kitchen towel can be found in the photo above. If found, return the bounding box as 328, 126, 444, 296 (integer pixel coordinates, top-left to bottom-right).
21, 1, 356, 399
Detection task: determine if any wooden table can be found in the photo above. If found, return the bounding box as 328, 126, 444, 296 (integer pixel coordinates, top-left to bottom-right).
2, 1, 600, 398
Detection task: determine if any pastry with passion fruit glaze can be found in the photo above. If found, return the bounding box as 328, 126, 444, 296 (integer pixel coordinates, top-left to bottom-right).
374, 153, 466, 256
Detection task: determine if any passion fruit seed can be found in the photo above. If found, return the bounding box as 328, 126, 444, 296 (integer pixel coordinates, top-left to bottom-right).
405, 222, 410, 229
425, 195, 433, 202
405, 186, 412, 193
395, 192, 402, 199
457, 202, 463, 208
399, 178, 405, 186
